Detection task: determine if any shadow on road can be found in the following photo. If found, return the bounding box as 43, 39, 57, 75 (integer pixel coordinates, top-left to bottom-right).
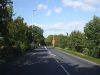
0, 48, 100, 75
61, 62, 100, 75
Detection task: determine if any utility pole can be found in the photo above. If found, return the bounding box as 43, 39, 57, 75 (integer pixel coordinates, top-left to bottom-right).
52, 35, 55, 47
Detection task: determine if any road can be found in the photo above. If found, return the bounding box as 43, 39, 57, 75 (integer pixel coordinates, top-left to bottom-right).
0, 46, 100, 75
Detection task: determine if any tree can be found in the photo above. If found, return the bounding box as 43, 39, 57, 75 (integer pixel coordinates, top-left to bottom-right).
0, 0, 14, 59
0, 0, 13, 46
46, 34, 68, 48
58, 34, 68, 48
31, 25, 45, 47
45, 35, 53, 46
54, 34, 67, 48
66, 31, 86, 52
84, 16, 100, 58
0, 0, 45, 61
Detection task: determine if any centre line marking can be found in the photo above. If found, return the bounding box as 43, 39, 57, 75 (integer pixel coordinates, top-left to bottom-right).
55, 59, 70, 75
45, 46, 70, 75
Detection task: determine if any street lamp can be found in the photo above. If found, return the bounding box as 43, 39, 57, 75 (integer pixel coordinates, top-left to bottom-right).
32, 9, 36, 24
31, 9, 36, 43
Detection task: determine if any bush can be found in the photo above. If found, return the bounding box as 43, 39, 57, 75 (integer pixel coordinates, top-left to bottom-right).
83, 47, 100, 58
90, 48, 100, 58
0, 47, 14, 60
19, 42, 29, 54
58, 43, 65, 49
83, 48, 89, 55
74, 45, 83, 53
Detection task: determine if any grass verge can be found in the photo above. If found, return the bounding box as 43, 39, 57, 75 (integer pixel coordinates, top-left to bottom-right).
54, 47, 100, 65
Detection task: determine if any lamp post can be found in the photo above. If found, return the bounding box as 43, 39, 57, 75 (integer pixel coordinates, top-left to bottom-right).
31, 9, 36, 37
32, 9, 36, 23
31, 10, 36, 46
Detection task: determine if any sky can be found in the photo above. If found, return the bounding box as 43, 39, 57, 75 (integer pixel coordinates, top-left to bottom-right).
13, 0, 100, 37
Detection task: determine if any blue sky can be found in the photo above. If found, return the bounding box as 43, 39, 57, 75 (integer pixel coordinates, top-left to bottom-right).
13, 0, 100, 37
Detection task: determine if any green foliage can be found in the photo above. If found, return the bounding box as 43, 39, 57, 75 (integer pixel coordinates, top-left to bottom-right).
19, 42, 28, 54
0, 0, 45, 61
0, 0, 13, 46
83, 48, 90, 55
84, 16, 100, 58
47, 16, 100, 58
88, 47, 100, 58
32, 25, 45, 46
57, 34, 67, 48
45, 35, 53, 45
67, 31, 86, 52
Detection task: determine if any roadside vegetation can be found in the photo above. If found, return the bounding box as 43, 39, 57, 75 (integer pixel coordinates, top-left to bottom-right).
0, 0, 45, 62
55, 47, 100, 64
46, 16, 100, 63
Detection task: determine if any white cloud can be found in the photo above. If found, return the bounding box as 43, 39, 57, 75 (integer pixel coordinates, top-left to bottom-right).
54, 7, 62, 14
37, 4, 47, 11
35, 21, 85, 37
61, 0, 97, 12
46, 10, 52, 16
45, 7, 62, 16
84, 0, 100, 5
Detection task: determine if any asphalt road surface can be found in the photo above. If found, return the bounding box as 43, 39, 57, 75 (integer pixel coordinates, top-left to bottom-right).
0, 46, 100, 75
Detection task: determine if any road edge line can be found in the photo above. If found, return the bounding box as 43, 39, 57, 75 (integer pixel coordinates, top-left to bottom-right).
55, 48, 100, 66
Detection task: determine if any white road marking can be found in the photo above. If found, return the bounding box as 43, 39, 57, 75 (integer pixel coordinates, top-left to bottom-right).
60, 65, 70, 75
44, 46, 48, 50
44, 46, 70, 75
55, 58, 70, 75
44, 46, 56, 57
57, 49, 100, 66
48, 51, 56, 57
